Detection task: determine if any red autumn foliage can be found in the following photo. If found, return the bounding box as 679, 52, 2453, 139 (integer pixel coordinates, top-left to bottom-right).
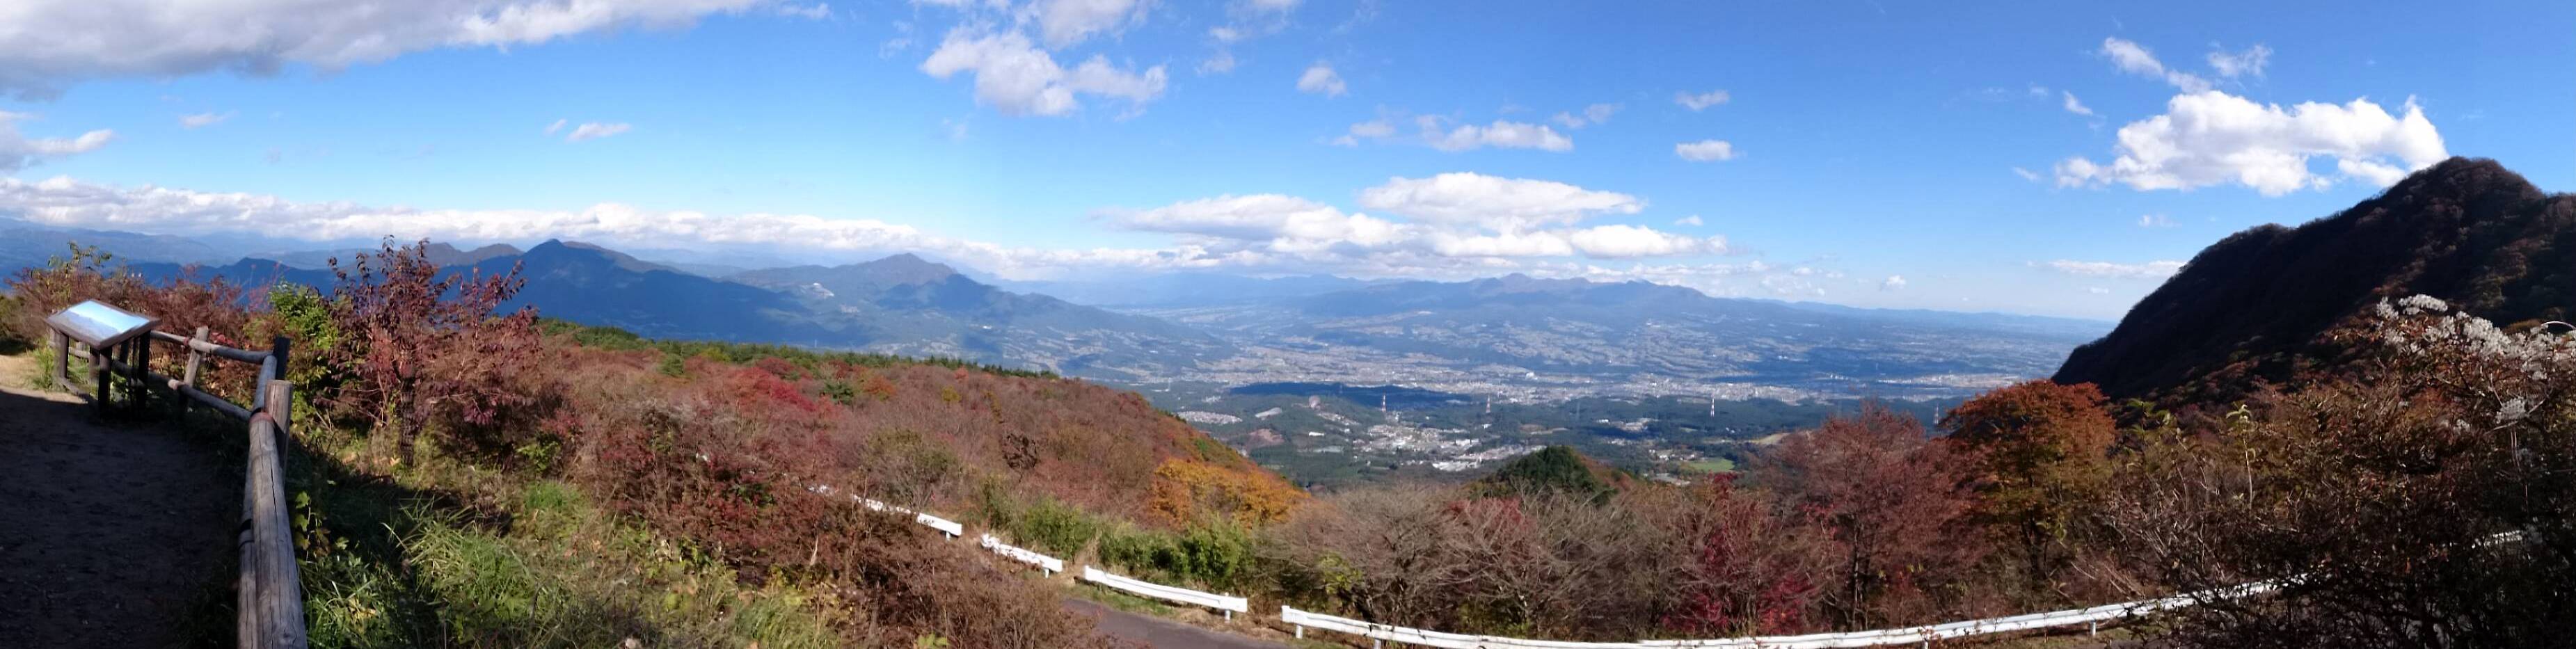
1758, 404, 1985, 628
315, 239, 545, 463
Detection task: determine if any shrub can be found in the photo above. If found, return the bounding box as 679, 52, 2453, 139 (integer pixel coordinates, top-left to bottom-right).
312, 239, 548, 464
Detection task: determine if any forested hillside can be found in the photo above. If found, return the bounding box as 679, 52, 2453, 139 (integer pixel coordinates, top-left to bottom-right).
1, 241, 1296, 648
2057, 157, 2576, 408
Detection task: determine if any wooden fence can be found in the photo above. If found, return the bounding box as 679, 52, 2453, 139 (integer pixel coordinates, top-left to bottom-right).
47, 316, 307, 649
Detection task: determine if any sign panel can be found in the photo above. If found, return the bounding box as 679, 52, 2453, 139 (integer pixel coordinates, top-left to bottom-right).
46, 300, 160, 348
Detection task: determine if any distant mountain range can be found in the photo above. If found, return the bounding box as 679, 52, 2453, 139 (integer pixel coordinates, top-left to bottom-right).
2057, 157, 2576, 407
0, 221, 2106, 397
1132, 273, 2104, 400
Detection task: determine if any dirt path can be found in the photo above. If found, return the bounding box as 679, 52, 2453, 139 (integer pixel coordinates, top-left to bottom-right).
0, 353, 237, 647
1065, 598, 1292, 649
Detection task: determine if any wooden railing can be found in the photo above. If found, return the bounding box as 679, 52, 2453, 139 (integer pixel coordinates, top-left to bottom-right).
48, 325, 308, 649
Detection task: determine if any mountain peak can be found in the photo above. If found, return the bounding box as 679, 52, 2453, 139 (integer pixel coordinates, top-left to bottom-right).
854, 253, 960, 285
525, 239, 678, 273
2056, 157, 2571, 405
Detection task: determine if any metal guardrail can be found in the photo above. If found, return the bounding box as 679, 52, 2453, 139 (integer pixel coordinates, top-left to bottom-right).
1083, 566, 1250, 618
980, 534, 1065, 575
1280, 577, 2291, 649
45, 302, 307, 649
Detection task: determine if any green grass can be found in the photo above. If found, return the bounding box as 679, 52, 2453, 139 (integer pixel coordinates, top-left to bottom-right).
19, 346, 86, 392
1681, 458, 1736, 474
1072, 582, 1175, 616
291, 428, 842, 649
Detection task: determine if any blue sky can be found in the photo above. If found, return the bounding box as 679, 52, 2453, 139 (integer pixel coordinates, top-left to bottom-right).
0, 0, 2568, 319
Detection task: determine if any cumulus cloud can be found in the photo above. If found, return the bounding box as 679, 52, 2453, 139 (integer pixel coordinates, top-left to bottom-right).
1550, 103, 1619, 129
2040, 259, 2186, 280
774, 3, 831, 19
1109, 173, 1715, 262
1673, 215, 1703, 226
2055, 90, 2446, 195
1, 113, 114, 172
564, 122, 632, 142
2207, 43, 2272, 79
1118, 193, 1411, 252
1030, 0, 1150, 48
2137, 214, 2173, 227
1675, 89, 1731, 111
920, 29, 1168, 117
0, 173, 1223, 278
2100, 37, 2211, 93
2012, 167, 2041, 182
179, 111, 235, 129
1358, 173, 1642, 230
1880, 275, 1907, 291
1296, 63, 1346, 97
0, 0, 794, 99
1564, 224, 1723, 257
1675, 139, 1736, 161
0, 171, 1781, 294
1426, 120, 1571, 152
2060, 91, 2093, 116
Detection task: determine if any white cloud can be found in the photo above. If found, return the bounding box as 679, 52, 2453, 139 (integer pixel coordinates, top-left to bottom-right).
1358, 173, 1642, 231
1880, 275, 1907, 291
2137, 214, 2173, 227
920, 28, 1168, 117
775, 3, 830, 19
179, 111, 235, 129
1031, 0, 1150, 49
1564, 224, 1723, 258
0, 0, 792, 99
1241, 0, 1299, 11
1674, 139, 1736, 161
1427, 120, 1571, 152
2086, 286, 2111, 295
0, 113, 114, 172
1673, 215, 1703, 226
1296, 63, 1346, 97
1107, 175, 1715, 264
564, 122, 632, 142
0, 173, 1222, 278
1550, 103, 1619, 129
1333, 112, 1573, 152
1, 172, 1778, 291
2060, 91, 2093, 116
2011, 166, 2041, 182
2040, 259, 2185, 280
1198, 49, 1237, 75
1675, 89, 1731, 111
2100, 37, 2211, 93
545, 118, 569, 135
1118, 193, 1410, 252
2207, 43, 2272, 79
2055, 90, 2446, 195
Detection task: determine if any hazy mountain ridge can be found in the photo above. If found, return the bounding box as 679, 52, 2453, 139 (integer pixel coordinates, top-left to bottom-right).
13, 229, 2097, 400
2056, 157, 2576, 406
1145, 273, 2104, 402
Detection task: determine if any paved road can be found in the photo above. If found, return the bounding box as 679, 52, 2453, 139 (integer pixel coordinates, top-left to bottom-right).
1067, 598, 1291, 649
0, 355, 235, 647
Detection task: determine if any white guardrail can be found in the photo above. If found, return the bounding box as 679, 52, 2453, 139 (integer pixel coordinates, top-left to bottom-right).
980, 534, 1065, 575
804, 485, 964, 538
1083, 566, 1251, 619
1282, 578, 2288, 649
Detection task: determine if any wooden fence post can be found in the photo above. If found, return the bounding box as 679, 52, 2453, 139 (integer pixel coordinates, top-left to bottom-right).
92, 342, 109, 413
47, 329, 67, 391
240, 379, 306, 649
